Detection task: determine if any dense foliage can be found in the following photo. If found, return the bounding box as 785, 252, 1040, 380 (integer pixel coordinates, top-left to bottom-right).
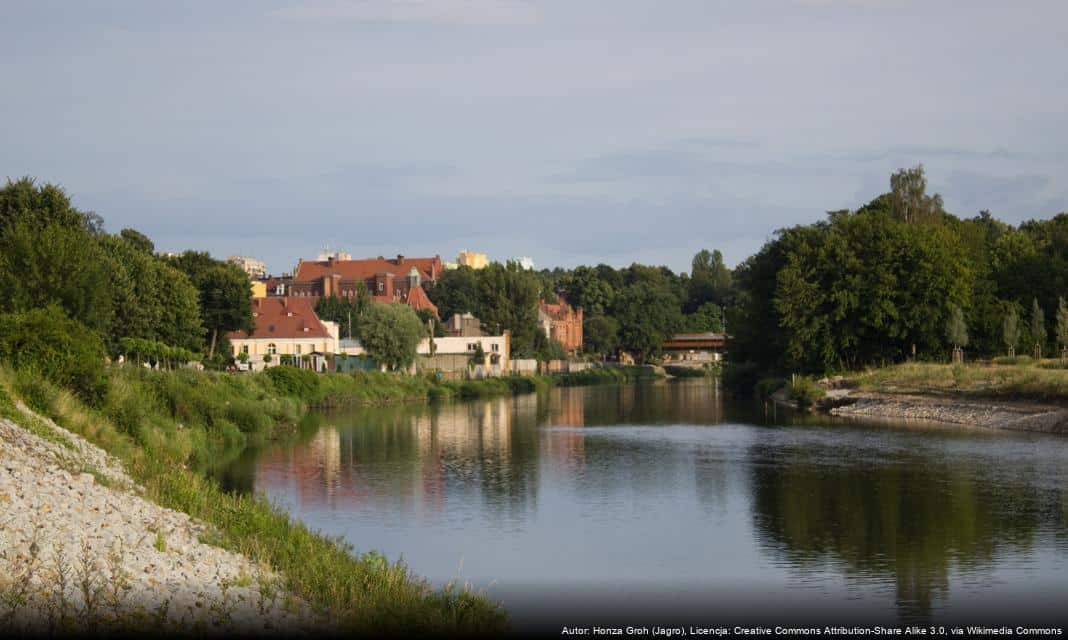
729, 165, 1068, 375
0, 306, 107, 402
359, 303, 426, 370
0, 177, 252, 390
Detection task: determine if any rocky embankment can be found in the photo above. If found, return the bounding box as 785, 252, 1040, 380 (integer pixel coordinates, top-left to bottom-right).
828, 390, 1068, 434
0, 402, 319, 635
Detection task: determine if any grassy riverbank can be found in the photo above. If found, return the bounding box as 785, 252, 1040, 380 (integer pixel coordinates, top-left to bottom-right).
854, 360, 1068, 403
0, 365, 513, 635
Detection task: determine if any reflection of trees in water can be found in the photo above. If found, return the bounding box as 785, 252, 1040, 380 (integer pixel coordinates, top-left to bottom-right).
250, 397, 544, 521
748, 441, 1054, 621
577, 380, 725, 426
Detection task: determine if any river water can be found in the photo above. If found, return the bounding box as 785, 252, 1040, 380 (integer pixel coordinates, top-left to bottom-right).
216, 380, 1068, 629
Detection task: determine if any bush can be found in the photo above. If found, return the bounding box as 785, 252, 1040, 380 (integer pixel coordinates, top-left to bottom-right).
264, 365, 321, 400
786, 375, 825, 409
0, 306, 107, 404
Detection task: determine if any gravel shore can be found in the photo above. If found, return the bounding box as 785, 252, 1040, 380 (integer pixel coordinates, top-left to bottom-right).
829, 391, 1068, 434
0, 401, 318, 635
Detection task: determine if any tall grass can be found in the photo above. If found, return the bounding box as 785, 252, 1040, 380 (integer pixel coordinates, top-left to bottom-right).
856, 361, 1068, 403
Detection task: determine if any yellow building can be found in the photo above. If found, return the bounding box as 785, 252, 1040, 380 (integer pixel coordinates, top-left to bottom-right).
250, 281, 267, 298
457, 250, 489, 269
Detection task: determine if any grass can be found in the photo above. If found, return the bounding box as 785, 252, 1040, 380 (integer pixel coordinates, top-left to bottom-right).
854, 360, 1068, 403
785, 375, 825, 409
0, 365, 510, 635
553, 365, 661, 387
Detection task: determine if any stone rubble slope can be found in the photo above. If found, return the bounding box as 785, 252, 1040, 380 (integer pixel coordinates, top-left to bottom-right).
0, 402, 320, 635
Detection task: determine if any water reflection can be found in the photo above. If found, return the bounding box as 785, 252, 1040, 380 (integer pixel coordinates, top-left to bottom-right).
221, 380, 1068, 624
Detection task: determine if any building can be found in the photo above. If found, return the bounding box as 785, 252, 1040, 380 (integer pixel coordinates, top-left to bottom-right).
285, 254, 442, 316
228, 256, 267, 280
316, 250, 352, 262
228, 297, 339, 370
442, 312, 482, 337
661, 332, 727, 362
250, 281, 267, 298
538, 297, 583, 354
415, 333, 510, 379
456, 250, 488, 269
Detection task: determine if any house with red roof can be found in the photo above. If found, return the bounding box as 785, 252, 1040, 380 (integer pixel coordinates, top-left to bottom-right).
282, 254, 441, 316
228, 297, 340, 370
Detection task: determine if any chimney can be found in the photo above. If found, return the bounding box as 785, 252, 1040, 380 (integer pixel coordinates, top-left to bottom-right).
396, 254, 404, 265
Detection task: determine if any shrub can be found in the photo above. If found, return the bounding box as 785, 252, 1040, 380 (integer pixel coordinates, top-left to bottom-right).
786, 375, 825, 409
0, 306, 107, 404
264, 365, 321, 400
993, 355, 1033, 366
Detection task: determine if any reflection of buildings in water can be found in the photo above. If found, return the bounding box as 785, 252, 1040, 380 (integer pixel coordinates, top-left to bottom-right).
543, 387, 586, 472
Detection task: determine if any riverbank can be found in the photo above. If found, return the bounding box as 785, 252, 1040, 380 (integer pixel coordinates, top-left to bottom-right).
0, 366, 511, 636
817, 363, 1068, 434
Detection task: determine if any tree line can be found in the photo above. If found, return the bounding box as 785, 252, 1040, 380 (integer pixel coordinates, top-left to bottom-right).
0, 177, 254, 400
729, 165, 1068, 376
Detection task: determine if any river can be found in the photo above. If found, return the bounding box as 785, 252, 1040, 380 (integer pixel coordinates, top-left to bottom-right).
214, 380, 1068, 630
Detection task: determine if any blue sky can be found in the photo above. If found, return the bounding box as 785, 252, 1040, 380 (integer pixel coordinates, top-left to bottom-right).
3, 0, 1067, 275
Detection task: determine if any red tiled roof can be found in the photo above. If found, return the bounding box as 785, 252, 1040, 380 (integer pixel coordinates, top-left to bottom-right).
228, 297, 332, 340
293, 256, 441, 283
404, 285, 439, 316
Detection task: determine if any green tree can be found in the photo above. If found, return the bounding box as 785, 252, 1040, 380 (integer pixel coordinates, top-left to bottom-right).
583, 315, 619, 358
687, 248, 731, 312
683, 302, 723, 333
359, 303, 425, 371
316, 287, 370, 339
1031, 298, 1046, 357
1003, 306, 1020, 356
0, 220, 115, 335
119, 228, 155, 254
0, 306, 107, 403
1056, 297, 1068, 356
889, 164, 944, 224
614, 282, 682, 363
428, 266, 481, 321
945, 304, 969, 350
167, 251, 253, 357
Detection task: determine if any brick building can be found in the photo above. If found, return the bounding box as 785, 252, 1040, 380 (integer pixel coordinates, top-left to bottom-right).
284, 254, 441, 316
538, 297, 583, 354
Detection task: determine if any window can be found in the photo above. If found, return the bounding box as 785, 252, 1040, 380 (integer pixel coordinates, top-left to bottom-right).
491, 344, 499, 352
377, 282, 385, 293
241, 345, 249, 354
267, 343, 277, 355
296, 344, 302, 355
467, 343, 478, 351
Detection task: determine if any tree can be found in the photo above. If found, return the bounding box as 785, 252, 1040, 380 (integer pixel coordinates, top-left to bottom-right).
687, 248, 731, 312
1056, 297, 1068, 357
359, 303, 425, 371
1003, 306, 1020, 357
167, 251, 253, 358
614, 282, 682, 363
119, 228, 155, 254
946, 305, 969, 354
316, 287, 370, 339
0, 220, 115, 335
889, 164, 944, 225
1031, 298, 1046, 358
0, 306, 107, 404
583, 315, 619, 359
683, 302, 723, 333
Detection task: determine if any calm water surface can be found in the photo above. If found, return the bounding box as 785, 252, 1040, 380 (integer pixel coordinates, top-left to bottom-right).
217, 380, 1068, 628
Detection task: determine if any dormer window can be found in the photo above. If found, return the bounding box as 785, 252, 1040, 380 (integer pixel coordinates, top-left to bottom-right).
287, 312, 293, 317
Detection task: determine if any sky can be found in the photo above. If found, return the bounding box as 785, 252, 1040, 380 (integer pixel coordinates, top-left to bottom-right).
3, 0, 1067, 276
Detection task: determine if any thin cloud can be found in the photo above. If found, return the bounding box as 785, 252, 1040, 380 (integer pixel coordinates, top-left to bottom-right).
268, 0, 540, 26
